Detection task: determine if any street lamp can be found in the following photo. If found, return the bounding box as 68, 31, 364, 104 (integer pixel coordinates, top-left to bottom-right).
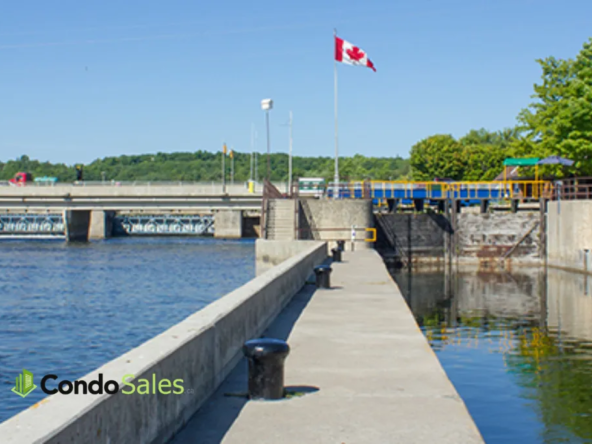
261, 99, 273, 181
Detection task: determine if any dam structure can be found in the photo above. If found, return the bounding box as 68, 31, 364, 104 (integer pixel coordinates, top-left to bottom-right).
1, 180, 591, 443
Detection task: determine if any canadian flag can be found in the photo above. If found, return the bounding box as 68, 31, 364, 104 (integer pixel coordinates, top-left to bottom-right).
335, 36, 376, 72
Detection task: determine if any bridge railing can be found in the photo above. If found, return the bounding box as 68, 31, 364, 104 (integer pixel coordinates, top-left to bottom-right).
552, 177, 592, 200
443, 180, 553, 200
0, 181, 286, 193
365, 180, 554, 201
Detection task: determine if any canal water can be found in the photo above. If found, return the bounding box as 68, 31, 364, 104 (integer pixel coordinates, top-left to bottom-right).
0, 237, 255, 423
391, 266, 592, 444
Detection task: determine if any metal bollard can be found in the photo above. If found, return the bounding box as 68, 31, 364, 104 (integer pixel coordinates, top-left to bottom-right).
331, 248, 342, 262
243, 338, 290, 400
314, 265, 332, 288
337, 240, 345, 252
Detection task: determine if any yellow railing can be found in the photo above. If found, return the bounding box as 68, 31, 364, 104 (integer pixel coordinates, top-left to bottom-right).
365, 180, 553, 200
365, 228, 377, 242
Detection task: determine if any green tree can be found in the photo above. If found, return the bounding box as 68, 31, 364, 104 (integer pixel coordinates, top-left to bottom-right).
517, 38, 592, 175
460, 128, 515, 181
410, 134, 466, 180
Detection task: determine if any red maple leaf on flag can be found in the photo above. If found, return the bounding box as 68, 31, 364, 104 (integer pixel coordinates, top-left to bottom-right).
346, 46, 365, 61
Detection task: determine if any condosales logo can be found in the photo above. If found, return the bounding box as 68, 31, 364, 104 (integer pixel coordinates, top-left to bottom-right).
10, 370, 186, 397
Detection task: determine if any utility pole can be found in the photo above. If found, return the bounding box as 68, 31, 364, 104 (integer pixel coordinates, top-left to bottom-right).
230, 148, 235, 185
289, 111, 293, 195
281, 111, 294, 195
266, 112, 271, 181
250, 125, 254, 182
261, 99, 273, 182
254, 130, 259, 183
222, 143, 227, 193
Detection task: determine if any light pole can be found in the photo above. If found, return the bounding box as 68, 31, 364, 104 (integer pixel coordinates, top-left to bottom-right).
261, 99, 273, 182
280, 111, 293, 195
222, 143, 227, 193
254, 130, 259, 183
289, 111, 293, 195
250, 124, 254, 182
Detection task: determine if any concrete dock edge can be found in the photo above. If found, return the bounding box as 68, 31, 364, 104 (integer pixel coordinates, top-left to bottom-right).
0, 242, 327, 444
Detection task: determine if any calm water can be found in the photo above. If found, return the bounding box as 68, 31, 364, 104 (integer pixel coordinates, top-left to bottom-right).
392, 267, 592, 444
0, 237, 254, 423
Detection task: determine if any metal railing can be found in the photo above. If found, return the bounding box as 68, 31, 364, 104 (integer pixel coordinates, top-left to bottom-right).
552, 177, 592, 200
369, 180, 553, 201
260, 180, 285, 240
0, 180, 286, 192
291, 179, 556, 201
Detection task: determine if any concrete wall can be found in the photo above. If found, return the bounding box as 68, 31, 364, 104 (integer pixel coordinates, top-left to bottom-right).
456, 213, 542, 265
376, 212, 543, 266
214, 210, 243, 238
547, 201, 592, 273
255, 240, 327, 275
63, 209, 91, 242
0, 242, 327, 444
299, 199, 374, 249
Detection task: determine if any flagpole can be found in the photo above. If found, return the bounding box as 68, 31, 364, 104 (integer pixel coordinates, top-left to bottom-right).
333, 28, 339, 199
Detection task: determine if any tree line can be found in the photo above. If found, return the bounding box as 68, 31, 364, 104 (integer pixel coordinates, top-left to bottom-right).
411, 37, 592, 181
0, 153, 410, 183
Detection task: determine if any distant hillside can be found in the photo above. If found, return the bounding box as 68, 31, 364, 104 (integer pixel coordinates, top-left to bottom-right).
0, 152, 411, 183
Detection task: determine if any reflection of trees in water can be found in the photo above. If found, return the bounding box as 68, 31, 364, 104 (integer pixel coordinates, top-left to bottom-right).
393, 266, 592, 442
506, 328, 592, 442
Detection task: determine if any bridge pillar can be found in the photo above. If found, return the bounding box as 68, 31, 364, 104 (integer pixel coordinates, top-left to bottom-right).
214, 210, 243, 238
89, 210, 115, 240
413, 199, 424, 212
63, 210, 91, 242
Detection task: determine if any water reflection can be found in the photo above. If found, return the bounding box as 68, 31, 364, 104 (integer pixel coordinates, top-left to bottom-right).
391, 266, 592, 444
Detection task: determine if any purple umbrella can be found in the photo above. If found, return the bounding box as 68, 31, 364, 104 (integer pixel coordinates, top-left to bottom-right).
537, 155, 574, 166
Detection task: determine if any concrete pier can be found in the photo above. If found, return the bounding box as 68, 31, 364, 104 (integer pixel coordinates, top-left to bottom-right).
63, 209, 91, 242
173, 249, 484, 443
215, 210, 243, 239
89, 210, 114, 240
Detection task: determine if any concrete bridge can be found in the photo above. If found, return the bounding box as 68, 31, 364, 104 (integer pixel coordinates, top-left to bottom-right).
0, 183, 264, 211
0, 182, 271, 240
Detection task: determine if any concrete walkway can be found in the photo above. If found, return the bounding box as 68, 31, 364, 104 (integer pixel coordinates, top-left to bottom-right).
172, 249, 484, 444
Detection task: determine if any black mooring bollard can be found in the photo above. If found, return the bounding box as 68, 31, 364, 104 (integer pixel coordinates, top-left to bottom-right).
331, 248, 342, 262
243, 338, 290, 400
314, 264, 332, 288
337, 240, 345, 252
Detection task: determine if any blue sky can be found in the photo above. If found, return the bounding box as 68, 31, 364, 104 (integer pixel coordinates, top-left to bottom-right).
1, 0, 591, 164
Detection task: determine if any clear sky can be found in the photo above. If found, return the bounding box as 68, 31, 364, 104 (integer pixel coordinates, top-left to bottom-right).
1, 0, 591, 164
